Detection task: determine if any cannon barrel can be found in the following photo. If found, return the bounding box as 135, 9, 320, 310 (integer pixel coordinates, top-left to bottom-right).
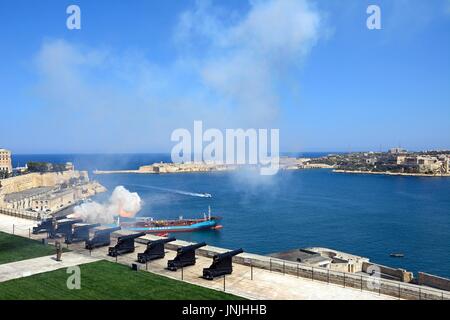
66, 223, 100, 244
55, 219, 83, 232
52, 218, 83, 239
152, 237, 176, 245
168, 242, 207, 271
141, 237, 176, 247
177, 242, 207, 254
33, 216, 69, 236
117, 232, 146, 242
95, 226, 122, 235
203, 248, 244, 280
137, 237, 176, 263
57, 218, 83, 225
85, 226, 121, 250
32, 218, 55, 235
74, 223, 101, 231
108, 232, 146, 257
213, 248, 244, 261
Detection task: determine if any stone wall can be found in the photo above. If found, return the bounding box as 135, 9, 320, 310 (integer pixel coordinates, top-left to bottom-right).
0, 171, 88, 196
0, 171, 103, 214
418, 272, 450, 292
0, 207, 40, 220
362, 262, 413, 283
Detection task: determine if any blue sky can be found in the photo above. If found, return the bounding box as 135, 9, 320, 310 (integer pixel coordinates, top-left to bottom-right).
1, 0, 449, 153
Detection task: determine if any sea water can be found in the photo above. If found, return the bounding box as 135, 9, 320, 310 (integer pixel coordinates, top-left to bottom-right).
12, 153, 450, 278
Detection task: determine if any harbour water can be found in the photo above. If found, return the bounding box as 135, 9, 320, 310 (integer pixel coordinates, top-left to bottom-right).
12, 154, 450, 278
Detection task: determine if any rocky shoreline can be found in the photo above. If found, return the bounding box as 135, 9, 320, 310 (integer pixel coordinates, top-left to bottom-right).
333, 169, 450, 177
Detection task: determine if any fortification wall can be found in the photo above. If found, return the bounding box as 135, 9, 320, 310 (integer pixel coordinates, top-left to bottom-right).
418, 272, 450, 291
362, 262, 413, 283
0, 171, 88, 195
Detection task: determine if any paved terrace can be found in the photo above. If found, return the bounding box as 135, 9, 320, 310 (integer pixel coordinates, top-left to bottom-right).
71, 240, 393, 300
0, 253, 99, 283
0, 214, 37, 236
0, 214, 395, 300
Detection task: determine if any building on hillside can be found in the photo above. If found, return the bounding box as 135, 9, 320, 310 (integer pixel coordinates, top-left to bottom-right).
31, 189, 76, 213
3, 186, 54, 210
65, 162, 74, 171
0, 149, 12, 175
396, 156, 406, 165
417, 156, 441, 173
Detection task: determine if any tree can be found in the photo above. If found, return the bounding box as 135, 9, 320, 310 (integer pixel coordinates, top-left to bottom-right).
27, 162, 52, 173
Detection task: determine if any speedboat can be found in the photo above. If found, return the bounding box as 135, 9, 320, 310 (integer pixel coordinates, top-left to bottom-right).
390, 253, 404, 258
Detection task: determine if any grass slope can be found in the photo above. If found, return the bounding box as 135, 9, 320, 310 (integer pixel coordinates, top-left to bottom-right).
0, 260, 243, 300
0, 231, 57, 264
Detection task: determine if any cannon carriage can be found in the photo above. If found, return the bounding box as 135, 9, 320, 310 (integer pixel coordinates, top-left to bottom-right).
137, 237, 176, 263
108, 232, 146, 257
85, 226, 121, 250
167, 242, 207, 271
202, 248, 244, 280
65, 223, 101, 244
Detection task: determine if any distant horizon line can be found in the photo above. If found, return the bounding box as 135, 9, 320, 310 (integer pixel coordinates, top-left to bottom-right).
9, 149, 450, 156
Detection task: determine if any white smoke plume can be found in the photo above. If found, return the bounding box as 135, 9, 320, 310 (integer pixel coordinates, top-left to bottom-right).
73, 186, 142, 224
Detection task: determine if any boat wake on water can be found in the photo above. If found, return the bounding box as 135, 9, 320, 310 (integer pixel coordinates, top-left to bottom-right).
123, 183, 212, 198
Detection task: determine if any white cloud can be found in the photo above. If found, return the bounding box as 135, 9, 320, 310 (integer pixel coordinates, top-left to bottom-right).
176, 0, 322, 126
32, 40, 181, 152
30, 0, 324, 152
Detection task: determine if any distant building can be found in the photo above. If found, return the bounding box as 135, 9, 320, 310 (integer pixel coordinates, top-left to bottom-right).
13, 163, 28, 174
31, 189, 76, 213
389, 148, 407, 154
0, 149, 12, 175
396, 156, 406, 165
417, 156, 440, 173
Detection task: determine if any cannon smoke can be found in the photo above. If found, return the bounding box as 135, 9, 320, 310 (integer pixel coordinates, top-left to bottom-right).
72, 186, 142, 224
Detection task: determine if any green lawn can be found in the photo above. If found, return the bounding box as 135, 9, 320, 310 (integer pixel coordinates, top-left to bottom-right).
0, 231, 57, 264
0, 260, 243, 300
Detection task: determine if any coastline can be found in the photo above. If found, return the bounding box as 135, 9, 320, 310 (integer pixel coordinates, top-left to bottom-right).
333, 169, 450, 177
93, 169, 150, 175
93, 168, 234, 175
93, 160, 333, 175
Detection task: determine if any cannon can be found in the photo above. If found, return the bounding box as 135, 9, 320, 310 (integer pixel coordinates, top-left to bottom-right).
65, 223, 100, 244
202, 248, 244, 280
108, 232, 146, 257
85, 226, 121, 250
52, 219, 83, 239
137, 237, 176, 263
167, 242, 207, 271
32, 217, 56, 235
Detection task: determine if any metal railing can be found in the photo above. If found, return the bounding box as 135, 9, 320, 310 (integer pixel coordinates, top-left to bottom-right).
0, 222, 33, 239
259, 257, 450, 300
0, 207, 40, 221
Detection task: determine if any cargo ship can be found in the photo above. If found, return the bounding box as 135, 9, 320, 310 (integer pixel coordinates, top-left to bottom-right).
116, 207, 222, 235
